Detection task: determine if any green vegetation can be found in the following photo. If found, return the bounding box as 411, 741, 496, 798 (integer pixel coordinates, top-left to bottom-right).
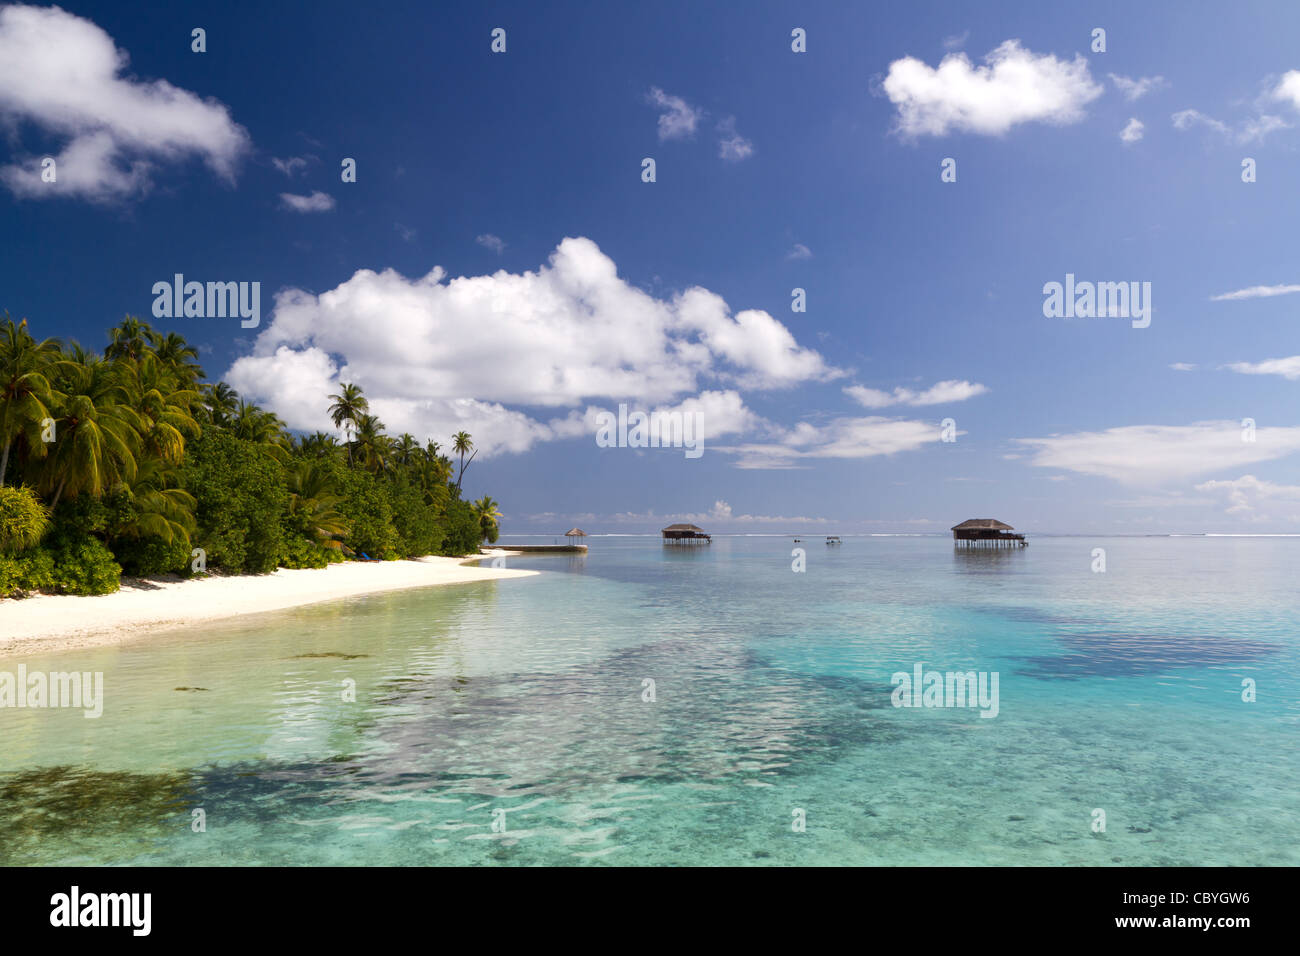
0, 314, 504, 598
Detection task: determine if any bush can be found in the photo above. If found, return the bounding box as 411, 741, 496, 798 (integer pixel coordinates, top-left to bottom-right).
47, 532, 121, 595
438, 498, 482, 556
388, 478, 445, 557
183, 431, 288, 574
0, 485, 51, 552
280, 534, 333, 569
114, 534, 191, 577
331, 464, 398, 558
0, 547, 55, 597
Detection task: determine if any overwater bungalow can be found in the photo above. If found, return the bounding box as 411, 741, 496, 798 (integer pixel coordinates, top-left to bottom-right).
564, 527, 588, 545
951, 518, 1027, 548
662, 523, 711, 545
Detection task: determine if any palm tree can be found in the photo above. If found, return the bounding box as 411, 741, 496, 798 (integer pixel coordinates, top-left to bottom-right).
201, 382, 240, 427
452, 431, 475, 492
112, 457, 196, 547
41, 351, 142, 508
471, 495, 502, 543
394, 433, 419, 467
286, 460, 348, 550
327, 383, 368, 463
232, 400, 289, 460
130, 352, 201, 464
148, 331, 202, 385
297, 431, 341, 460
353, 413, 391, 473
104, 316, 154, 363
0, 317, 63, 486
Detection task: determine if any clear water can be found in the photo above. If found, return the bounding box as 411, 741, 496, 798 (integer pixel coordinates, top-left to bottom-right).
2, 535, 1297, 866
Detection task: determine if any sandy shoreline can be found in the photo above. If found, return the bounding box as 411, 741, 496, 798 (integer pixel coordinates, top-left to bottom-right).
0, 551, 536, 657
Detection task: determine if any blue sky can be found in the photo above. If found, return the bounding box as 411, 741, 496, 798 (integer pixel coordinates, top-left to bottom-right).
5, 0, 1300, 533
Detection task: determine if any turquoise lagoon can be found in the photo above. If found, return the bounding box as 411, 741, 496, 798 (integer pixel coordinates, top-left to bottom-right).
1, 535, 1297, 866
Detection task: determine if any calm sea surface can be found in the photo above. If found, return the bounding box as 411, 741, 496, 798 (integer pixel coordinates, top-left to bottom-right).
2, 535, 1297, 865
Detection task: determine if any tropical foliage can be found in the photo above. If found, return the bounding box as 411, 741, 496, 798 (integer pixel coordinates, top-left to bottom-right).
0, 316, 501, 598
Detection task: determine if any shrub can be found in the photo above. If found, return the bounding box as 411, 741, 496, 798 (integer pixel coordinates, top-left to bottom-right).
388, 478, 445, 557
280, 535, 332, 569
183, 431, 288, 574
47, 532, 121, 595
438, 498, 482, 556
0, 547, 55, 597
114, 534, 191, 577
0, 485, 50, 552
331, 464, 398, 558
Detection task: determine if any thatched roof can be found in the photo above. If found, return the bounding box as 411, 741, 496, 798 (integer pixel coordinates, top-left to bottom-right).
564, 527, 588, 536
951, 518, 1014, 531
662, 523, 706, 533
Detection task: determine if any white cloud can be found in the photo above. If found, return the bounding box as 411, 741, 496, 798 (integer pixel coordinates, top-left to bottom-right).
1119, 117, 1144, 143
0, 4, 249, 201
718, 416, 944, 469
1016, 421, 1300, 485
1109, 74, 1166, 101
279, 190, 335, 213
845, 379, 988, 408
1195, 474, 1300, 515
717, 116, 754, 161
1226, 356, 1300, 380
476, 233, 506, 254
1272, 70, 1300, 110
882, 40, 1102, 138
942, 31, 969, 51
786, 243, 812, 261
1171, 108, 1229, 134
1169, 362, 1197, 371
271, 156, 308, 177
1172, 107, 1285, 143
1211, 284, 1300, 301
224, 238, 840, 455
646, 87, 703, 141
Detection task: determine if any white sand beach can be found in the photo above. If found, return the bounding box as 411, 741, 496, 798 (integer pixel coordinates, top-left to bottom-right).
0, 552, 536, 657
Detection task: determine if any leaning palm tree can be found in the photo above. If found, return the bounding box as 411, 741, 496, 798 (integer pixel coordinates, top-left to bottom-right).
327, 383, 368, 464
0, 317, 64, 486
452, 431, 475, 492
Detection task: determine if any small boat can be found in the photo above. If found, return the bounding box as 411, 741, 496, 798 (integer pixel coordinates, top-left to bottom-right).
826, 536, 841, 545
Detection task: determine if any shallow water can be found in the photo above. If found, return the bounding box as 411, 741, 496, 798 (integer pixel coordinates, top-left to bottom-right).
1, 535, 1296, 865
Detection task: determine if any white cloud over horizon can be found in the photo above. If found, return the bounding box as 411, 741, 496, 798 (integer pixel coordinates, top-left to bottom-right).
1120, 117, 1144, 143
224, 237, 842, 457
882, 40, 1102, 138
0, 4, 250, 201
1016, 421, 1300, 485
